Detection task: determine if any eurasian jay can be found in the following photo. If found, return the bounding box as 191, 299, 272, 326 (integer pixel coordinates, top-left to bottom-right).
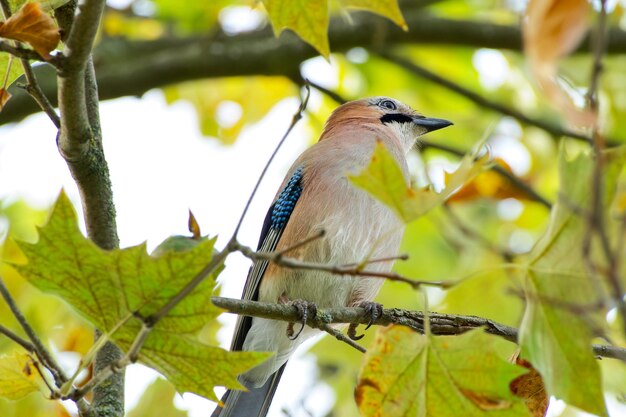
213, 97, 452, 417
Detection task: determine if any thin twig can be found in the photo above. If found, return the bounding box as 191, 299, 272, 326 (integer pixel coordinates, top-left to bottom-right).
341, 253, 409, 268
210, 296, 626, 361
0, 0, 60, 127
0, 40, 45, 61
307, 79, 347, 105
319, 323, 366, 353
232, 83, 311, 238
582, 0, 626, 337
234, 241, 455, 289
0, 323, 36, 353
0, 275, 67, 386
31, 358, 57, 397
380, 52, 619, 146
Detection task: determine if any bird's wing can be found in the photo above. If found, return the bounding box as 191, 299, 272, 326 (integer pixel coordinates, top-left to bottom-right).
230, 166, 304, 351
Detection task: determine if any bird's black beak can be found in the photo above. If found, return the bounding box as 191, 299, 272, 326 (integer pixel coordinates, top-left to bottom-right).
412, 117, 453, 133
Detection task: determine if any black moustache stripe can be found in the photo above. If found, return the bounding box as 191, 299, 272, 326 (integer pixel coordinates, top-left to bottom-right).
380, 113, 413, 124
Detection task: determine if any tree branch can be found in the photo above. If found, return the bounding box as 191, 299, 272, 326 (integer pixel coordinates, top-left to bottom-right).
4, 10, 626, 125
379, 52, 619, 145
53, 1, 124, 416
210, 296, 626, 361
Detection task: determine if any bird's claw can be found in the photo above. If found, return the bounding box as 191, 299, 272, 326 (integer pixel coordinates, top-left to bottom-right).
285, 299, 317, 340
348, 301, 383, 341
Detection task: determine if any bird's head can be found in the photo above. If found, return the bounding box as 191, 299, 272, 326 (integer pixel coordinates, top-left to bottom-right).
320, 96, 452, 152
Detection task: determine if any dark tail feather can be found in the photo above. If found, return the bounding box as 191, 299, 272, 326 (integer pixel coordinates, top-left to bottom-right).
212, 365, 286, 417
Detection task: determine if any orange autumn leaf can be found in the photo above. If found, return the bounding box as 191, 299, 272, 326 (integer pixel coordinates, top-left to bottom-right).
447, 158, 530, 202
0, 2, 60, 58
510, 355, 549, 417
0, 88, 11, 110
523, 0, 593, 126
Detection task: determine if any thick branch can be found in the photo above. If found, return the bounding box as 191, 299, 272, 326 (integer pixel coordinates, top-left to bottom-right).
211, 296, 626, 361
4, 10, 626, 125
60, 0, 105, 72
54, 2, 123, 416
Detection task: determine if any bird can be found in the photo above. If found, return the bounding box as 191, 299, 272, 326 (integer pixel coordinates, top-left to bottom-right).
212, 96, 452, 417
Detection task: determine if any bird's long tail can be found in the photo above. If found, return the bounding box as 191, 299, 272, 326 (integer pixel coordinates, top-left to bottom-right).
211, 365, 286, 417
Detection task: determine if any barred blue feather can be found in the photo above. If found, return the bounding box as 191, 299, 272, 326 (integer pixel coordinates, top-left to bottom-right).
271, 167, 303, 229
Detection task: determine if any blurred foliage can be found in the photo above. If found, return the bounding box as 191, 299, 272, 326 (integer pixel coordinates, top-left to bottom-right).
127, 378, 188, 417
163, 76, 296, 145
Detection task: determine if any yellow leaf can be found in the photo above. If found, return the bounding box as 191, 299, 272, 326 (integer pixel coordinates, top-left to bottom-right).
0, 352, 43, 400
350, 140, 489, 223
356, 327, 529, 417
263, 0, 330, 58
0, 2, 60, 57
341, 0, 406, 30
447, 159, 533, 203
523, 0, 592, 126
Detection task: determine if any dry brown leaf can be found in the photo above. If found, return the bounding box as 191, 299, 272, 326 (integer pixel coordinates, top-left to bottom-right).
0, 88, 12, 110
188, 209, 201, 240
523, 0, 593, 126
509, 353, 549, 417
0, 2, 60, 58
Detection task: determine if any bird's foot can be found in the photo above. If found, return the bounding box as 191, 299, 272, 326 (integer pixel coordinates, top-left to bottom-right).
348, 301, 383, 341
281, 296, 318, 340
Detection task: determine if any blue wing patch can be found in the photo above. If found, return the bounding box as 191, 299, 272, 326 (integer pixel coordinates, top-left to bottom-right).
231, 166, 305, 352
270, 167, 303, 229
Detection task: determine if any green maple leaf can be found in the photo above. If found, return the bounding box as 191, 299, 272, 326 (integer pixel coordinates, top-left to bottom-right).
519, 145, 626, 417
14, 192, 269, 401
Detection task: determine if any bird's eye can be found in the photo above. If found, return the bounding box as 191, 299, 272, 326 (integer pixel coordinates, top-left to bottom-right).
379, 100, 397, 111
